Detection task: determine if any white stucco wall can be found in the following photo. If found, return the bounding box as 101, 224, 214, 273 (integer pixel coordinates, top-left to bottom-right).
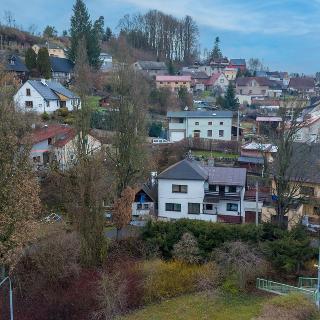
186, 117, 232, 140
158, 179, 217, 222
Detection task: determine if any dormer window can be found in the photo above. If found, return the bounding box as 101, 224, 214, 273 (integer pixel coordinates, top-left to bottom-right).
9, 59, 15, 65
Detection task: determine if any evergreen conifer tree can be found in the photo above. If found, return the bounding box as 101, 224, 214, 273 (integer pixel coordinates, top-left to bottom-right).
69, 0, 101, 69
25, 48, 37, 71
224, 82, 239, 110
37, 47, 51, 79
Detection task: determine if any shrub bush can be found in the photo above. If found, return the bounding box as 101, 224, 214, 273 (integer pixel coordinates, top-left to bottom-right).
172, 232, 201, 264
141, 259, 212, 303
256, 293, 318, 320
58, 107, 69, 117
41, 111, 49, 121
141, 221, 315, 274
213, 241, 268, 291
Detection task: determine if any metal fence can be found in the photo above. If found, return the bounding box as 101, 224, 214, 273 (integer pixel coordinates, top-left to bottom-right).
256, 278, 317, 303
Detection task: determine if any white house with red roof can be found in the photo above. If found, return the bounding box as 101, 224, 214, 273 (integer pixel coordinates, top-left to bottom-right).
30, 124, 101, 171
156, 75, 191, 92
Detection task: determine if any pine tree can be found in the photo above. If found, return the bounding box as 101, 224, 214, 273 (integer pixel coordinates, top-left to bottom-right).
210, 36, 222, 61
37, 47, 51, 79
69, 0, 101, 69
25, 48, 37, 70
168, 60, 175, 75
93, 16, 104, 41
224, 82, 239, 110
104, 27, 112, 42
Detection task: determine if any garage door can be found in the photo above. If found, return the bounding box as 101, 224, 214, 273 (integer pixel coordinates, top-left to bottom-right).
170, 131, 185, 142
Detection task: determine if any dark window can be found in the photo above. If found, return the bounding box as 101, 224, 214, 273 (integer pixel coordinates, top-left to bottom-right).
183, 82, 186, 84
207, 130, 212, 137
172, 184, 188, 193
219, 130, 224, 137
229, 186, 237, 193
48, 137, 52, 145
209, 184, 216, 192
220, 121, 224, 125
25, 101, 33, 108
165, 203, 181, 212
195, 122, 199, 125
300, 186, 314, 196
178, 118, 184, 123
144, 204, 149, 209
208, 121, 212, 125
137, 203, 142, 209
26, 88, 31, 96
227, 203, 238, 211
206, 204, 213, 210
175, 82, 179, 84
188, 203, 200, 214
160, 82, 163, 84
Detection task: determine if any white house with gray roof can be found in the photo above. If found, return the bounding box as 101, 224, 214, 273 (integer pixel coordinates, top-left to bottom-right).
14, 79, 80, 114
167, 111, 233, 142
157, 159, 252, 223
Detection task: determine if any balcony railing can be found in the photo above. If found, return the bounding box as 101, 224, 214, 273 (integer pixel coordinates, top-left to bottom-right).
204, 191, 241, 201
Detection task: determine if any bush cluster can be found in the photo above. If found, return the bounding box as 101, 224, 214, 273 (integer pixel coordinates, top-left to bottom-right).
141, 220, 316, 274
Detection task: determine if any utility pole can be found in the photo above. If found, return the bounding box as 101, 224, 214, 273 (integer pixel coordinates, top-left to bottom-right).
255, 180, 259, 226
237, 108, 240, 142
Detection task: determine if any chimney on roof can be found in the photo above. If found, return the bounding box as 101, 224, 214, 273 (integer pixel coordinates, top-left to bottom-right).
40, 79, 47, 86
150, 172, 157, 186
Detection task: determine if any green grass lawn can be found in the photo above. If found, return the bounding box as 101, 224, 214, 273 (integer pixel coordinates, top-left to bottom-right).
120, 293, 266, 320
193, 150, 239, 159
87, 95, 101, 110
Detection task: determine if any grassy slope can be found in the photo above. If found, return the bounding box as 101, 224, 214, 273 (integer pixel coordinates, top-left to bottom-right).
121, 293, 266, 320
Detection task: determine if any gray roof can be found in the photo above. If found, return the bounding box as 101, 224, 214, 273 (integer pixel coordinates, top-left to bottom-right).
238, 156, 264, 164
28, 80, 78, 100
167, 111, 233, 119
136, 60, 167, 71
157, 159, 207, 180
50, 57, 74, 73
204, 166, 247, 186
157, 159, 247, 186
230, 59, 246, 66
6, 55, 29, 72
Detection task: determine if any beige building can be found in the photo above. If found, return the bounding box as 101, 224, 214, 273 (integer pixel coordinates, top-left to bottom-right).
236, 77, 272, 96
262, 143, 320, 229
32, 42, 66, 58
223, 68, 237, 81
156, 75, 191, 93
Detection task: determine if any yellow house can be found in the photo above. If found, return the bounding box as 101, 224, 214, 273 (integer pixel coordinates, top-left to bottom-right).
32, 42, 66, 59
262, 143, 320, 229
156, 75, 191, 93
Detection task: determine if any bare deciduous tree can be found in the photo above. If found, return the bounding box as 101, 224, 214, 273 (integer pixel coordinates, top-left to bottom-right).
0, 69, 41, 271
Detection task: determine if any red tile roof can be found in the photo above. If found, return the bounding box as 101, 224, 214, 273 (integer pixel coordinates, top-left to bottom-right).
204, 73, 223, 86
32, 124, 75, 147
